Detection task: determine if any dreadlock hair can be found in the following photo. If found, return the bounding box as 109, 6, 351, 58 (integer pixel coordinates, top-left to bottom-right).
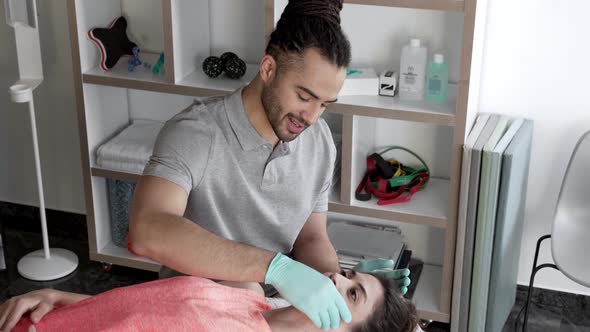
265, 0, 351, 75
353, 274, 418, 332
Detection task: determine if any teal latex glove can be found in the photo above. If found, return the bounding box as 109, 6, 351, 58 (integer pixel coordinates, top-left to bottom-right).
265, 253, 352, 330
352, 258, 411, 295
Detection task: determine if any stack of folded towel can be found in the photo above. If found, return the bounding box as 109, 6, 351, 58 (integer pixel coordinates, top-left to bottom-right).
96, 119, 164, 247
96, 119, 164, 174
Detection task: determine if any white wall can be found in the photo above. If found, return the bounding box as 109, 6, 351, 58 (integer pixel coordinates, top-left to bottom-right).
479, 0, 590, 295
0, 0, 85, 214
1, 0, 589, 296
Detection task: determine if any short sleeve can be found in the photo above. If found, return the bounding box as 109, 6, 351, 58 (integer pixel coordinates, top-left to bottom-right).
312, 124, 337, 213
142, 109, 213, 194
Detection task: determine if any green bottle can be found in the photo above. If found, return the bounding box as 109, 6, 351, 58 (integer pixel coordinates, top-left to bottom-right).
426, 54, 448, 103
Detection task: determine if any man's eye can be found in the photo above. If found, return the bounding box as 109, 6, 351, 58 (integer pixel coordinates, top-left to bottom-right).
298, 94, 310, 102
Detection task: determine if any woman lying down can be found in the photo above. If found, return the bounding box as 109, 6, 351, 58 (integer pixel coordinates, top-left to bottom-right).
0, 270, 417, 332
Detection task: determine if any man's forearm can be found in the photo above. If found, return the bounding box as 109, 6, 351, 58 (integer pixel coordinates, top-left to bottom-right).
292, 236, 340, 273
129, 212, 275, 283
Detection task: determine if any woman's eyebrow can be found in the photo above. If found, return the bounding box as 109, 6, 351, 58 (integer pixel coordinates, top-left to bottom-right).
296, 85, 338, 103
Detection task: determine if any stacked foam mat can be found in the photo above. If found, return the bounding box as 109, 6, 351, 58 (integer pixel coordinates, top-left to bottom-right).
451, 114, 534, 332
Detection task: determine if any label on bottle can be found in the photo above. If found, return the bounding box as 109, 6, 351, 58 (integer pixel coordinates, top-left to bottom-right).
402, 65, 418, 86
428, 76, 442, 95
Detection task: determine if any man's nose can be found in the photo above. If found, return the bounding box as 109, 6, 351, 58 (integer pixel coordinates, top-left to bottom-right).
300, 106, 321, 126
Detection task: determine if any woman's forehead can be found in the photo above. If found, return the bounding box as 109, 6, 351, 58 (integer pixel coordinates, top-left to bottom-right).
355, 272, 385, 308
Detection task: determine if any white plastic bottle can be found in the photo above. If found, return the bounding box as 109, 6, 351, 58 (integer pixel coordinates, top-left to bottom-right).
399, 38, 428, 101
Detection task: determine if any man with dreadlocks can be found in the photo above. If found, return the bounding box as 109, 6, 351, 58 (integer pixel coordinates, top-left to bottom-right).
120, 0, 411, 330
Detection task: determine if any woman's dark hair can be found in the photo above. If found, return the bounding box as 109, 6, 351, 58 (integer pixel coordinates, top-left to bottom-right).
265, 0, 351, 72
353, 274, 418, 332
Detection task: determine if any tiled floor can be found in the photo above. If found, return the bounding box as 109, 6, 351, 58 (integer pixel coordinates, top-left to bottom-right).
503, 286, 590, 332
1, 209, 589, 331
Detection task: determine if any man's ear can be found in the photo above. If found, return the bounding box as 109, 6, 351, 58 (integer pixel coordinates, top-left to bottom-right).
259, 54, 277, 84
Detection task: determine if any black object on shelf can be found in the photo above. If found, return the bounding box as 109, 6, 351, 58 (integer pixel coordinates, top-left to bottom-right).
396, 249, 412, 270
202, 56, 224, 78
224, 57, 246, 79
405, 259, 423, 300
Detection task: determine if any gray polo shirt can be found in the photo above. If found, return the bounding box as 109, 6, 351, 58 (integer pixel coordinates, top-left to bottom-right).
142, 87, 336, 277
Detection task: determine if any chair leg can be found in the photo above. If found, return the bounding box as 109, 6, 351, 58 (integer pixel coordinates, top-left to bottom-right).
522, 235, 558, 332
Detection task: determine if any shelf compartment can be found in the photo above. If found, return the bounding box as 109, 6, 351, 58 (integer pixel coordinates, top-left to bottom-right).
414, 264, 449, 322
83, 52, 169, 88
329, 84, 457, 126
92, 241, 161, 272
74, 0, 172, 84
345, 0, 464, 12
330, 178, 449, 228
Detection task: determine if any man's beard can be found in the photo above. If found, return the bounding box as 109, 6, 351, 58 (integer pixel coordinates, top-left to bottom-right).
261, 81, 298, 142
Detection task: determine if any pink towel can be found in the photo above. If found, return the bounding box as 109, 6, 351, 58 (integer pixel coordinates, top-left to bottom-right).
13, 276, 272, 332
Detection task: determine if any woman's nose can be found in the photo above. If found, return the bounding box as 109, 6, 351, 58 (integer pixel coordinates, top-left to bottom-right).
330, 273, 337, 285
330, 273, 349, 288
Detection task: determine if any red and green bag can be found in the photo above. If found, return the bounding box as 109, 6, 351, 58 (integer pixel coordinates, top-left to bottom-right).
355, 146, 430, 205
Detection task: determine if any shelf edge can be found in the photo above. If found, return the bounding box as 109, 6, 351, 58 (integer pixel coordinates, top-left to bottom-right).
89, 251, 161, 272
345, 0, 464, 12
328, 103, 455, 126
328, 202, 447, 229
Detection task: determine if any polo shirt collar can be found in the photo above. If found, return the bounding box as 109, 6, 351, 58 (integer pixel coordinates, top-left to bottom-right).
225, 88, 267, 151
224, 87, 298, 153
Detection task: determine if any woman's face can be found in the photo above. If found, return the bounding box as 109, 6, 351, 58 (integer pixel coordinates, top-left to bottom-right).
324, 270, 385, 325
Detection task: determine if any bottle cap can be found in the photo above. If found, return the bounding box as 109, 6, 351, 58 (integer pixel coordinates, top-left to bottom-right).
410, 39, 421, 47
434, 54, 444, 63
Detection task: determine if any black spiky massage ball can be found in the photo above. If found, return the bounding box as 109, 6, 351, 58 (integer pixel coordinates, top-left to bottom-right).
202, 56, 223, 78
224, 57, 247, 79
220, 52, 239, 68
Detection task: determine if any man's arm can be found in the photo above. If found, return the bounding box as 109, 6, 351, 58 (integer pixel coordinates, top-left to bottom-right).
128, 175, 275, 283
291, 211, 340, 273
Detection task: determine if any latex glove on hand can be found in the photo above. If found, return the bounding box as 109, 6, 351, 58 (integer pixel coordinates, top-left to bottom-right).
353, 258, 411, 295
265, 253, 352, 330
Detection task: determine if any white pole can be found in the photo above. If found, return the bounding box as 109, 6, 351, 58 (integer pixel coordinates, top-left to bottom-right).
10, 83, 79, 281
27, 96, 50, 259
8, 0, 78, 281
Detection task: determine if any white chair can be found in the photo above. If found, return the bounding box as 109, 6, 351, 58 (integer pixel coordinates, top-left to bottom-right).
522, 130, 590, 331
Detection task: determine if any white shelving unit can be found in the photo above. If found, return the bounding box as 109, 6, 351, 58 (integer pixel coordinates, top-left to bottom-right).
67, 0, 488, 324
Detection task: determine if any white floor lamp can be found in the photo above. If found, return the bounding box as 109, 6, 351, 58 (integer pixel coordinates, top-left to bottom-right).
6, 0, 78, 281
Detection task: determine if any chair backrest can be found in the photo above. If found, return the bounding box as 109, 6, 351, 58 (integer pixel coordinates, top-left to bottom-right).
551, 130, 590, 287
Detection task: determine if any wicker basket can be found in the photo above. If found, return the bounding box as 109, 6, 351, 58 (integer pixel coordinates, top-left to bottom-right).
106, 179, 136, 247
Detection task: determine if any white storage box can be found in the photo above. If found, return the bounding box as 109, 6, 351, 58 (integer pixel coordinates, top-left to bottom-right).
338, 67, 379, 96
